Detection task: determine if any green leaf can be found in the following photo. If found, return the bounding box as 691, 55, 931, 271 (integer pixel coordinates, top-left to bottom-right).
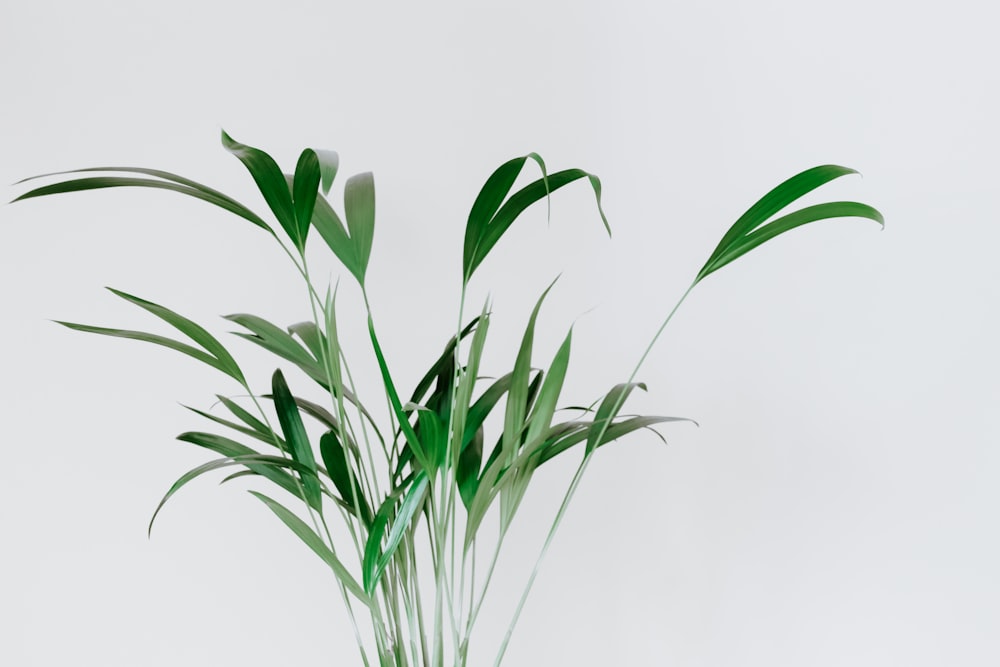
698, 201, 884, 280
463, 160, 608, 281
108, 288, 245, 384
463, 155, 542, 277
216, 395, 269, 436
343, 172, 375, 287
697, 165, 883, 282
293, 149, 321, 246
174, 431, 310, 507
538, 415, 694, 465
248, 490, 369, 605
451, 302, 491, 470
313, 149, 340, 195
311, 193, 364, 284
319, 431, 371, 525
586, 382, 646, 456
221, 130, 298, 245
364, 473, 429, 594
149, 453, 313, 534
287, 321, 325, 362
368, 316, 422, 458
523, 328, 573, 447
183, 404, 284, 450
457, 426, 484, 510
55, 321, 231, 377
503, 280, 557, 463
225, 313, 325, 382
12, 168, 275, 234
271, 370, 322, 511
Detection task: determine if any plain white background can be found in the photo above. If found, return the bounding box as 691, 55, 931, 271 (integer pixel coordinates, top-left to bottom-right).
2, 1, 997, 665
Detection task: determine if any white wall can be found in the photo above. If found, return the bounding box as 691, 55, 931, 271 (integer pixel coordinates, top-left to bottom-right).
1, 1, 997, 665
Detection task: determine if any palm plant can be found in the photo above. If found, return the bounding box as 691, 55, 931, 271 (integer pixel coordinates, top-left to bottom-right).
13, 132, 882, 666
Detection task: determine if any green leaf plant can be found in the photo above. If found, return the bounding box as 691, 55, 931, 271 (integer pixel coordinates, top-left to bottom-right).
11, 132, 882, 667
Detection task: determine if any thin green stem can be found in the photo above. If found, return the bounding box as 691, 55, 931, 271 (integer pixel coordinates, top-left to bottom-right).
493, 282, 697, 666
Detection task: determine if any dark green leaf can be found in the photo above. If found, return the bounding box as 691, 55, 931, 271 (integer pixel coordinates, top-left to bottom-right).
464, 165, 608, 281
698, 201, 884, 280
293, 149, 321, 246
12, 169, 274, 234
175, 431, 309, 507
319, 430, 371, 525
221, 130, 298, 244
272, 370, 322, 511
457, 426, 484, 510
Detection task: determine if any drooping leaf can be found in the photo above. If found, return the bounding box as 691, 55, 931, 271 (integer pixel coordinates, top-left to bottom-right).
107, 287, 245, 384
148, 453, 314, 535
462, 155, 545, 277
463, 159, 608, 281
538, 415, 695, 465
12, 168, 275, 234
248, 490, 369, 604
174, 431, 310, 507
55, 321, 230, 377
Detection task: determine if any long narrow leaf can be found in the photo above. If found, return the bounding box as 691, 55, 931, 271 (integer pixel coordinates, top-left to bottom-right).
272, 370, 322, 510
367, 473, 429, 594
585, 382, 646, 455
55, 321, 229, 376
12, 172, 274, 234
108, 288, 244, 384
698, 201, 884, 280
465, 167, 608, 281
248, 491, 369, 604
149, 453, 313, 534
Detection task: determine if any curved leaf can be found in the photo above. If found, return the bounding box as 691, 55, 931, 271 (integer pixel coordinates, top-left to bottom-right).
12, 169, 274, 234
221, 130, 297, 244
108, 288, 244, 384
248, 490, 369, 605
698, 201, 884, 280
